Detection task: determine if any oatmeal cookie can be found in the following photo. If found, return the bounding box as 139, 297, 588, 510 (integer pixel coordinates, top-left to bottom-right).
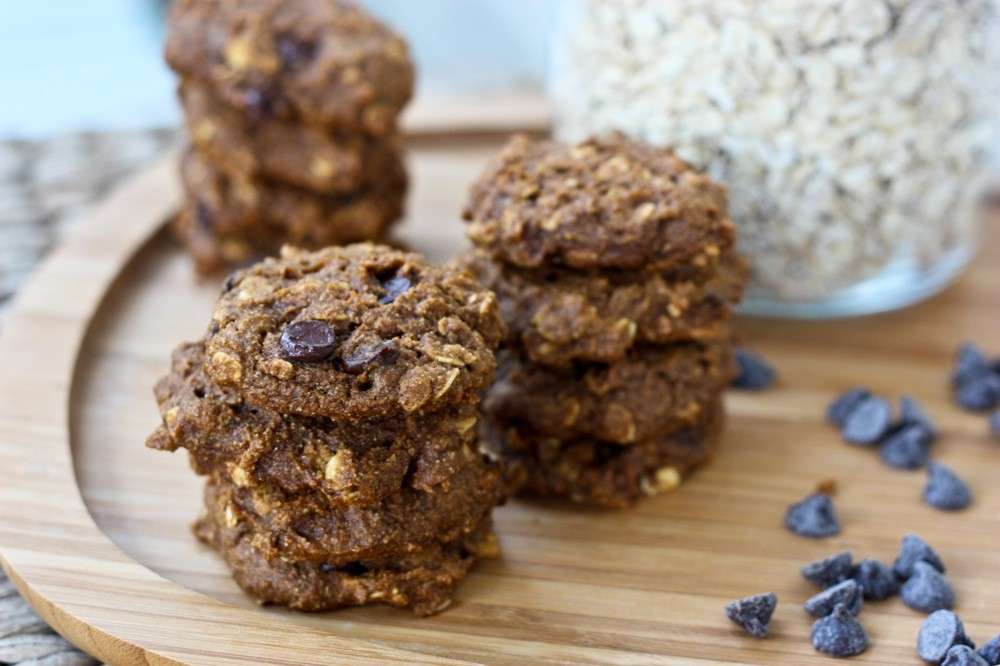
486, 401, 723, 509
147, 343, 481, 505
179, 82, 403, 192
203, 244, 504, 420
202, 458, 501, 565
195, 501, 497, 615
462, 249, 747, 367
484, 344, 733, 445
462, 134, 735, 272
165, 0, 413, 134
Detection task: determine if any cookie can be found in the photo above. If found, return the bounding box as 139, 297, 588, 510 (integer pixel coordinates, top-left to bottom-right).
179, 81, 403, 192
484, 344, 733, 445
462, 249, 747, 367
487, 401, 724, 508
203, 245, 504, 420
175, 148, 405, 274
165, 0, 414, 135
202, 456, 501, 565
195, 501, 497, 615
462, 133, 735, 272
147, 343, 481, 505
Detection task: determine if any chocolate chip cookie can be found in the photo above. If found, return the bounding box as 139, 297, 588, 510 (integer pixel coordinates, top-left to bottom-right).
180, 82, 403, 192
165, 0, 414, 135
462, 249, 747, 367
203, 245, 503, 420
462, 133, 735, 272
487, 400, 723, 508
484, 344, 733, 445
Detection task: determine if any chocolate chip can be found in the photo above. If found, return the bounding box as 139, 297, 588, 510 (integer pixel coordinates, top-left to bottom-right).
785, 493, 840, 538
725, 592, 777, 638
955, 373, 1000, 412
880, 424, 932, 469
978, 634, 1000, 665
241, 86, 273, 120
924, 462, 973, 511
827, 387, 872, 427
802, 551, 853, 588
318, 563, 335, 574
378, 275, 412, 304
943, 646, 989, 666
900, 395, 938, 437
342, 561, 369, 576
901, 561, 955, 613
918, 610, 974, 664
841, 395, 892, 445
811, 603, 869, 658
851, 559, 899, 601
222, 274, 239, 293
730, 348, 776, 390
276, 35, 316, 69
342, 340, 399, 374
894, 534, 946, 580
805, 580, 863, 618
195, 199, 214, 229
280, 320, 337, 362
952, 342, 992, 387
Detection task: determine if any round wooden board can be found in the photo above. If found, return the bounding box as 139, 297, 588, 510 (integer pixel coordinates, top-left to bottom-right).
1, 133, 999, 665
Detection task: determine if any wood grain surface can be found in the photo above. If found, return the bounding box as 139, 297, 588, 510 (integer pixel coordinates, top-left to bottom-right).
1, 134, 999, 665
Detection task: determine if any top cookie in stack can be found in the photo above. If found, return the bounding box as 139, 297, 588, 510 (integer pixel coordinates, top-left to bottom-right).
147, 244, 507, 615
164, 0, 414, 273
462, 134, 748, 508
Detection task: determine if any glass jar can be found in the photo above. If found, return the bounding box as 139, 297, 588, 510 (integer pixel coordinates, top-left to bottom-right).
549, 0, 1000, 317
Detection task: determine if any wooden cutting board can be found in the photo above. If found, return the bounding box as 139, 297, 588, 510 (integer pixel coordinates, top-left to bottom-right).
1, 131, 998, 666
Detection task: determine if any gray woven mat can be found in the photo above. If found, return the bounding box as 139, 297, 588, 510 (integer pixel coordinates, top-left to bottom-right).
0, 128, 178, 664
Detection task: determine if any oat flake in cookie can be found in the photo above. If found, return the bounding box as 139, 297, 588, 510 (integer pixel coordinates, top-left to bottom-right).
204, 244, 503, 420
165, 0, 414, 134
462, 133, 735, 272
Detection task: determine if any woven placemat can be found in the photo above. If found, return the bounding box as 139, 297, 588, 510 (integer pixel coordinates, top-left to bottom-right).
0, 127, 178, 665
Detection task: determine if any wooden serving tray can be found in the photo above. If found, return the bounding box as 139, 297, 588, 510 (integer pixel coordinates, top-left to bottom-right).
1, 132, 999, 665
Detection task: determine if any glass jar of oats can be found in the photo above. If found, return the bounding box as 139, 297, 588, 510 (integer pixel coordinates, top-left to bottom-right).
550, 0, 1000, 317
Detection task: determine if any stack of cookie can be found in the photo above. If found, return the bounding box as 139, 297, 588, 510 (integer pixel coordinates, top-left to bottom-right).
146, 244, 506, 615
164, 0, 414, 273
462, 134, 747, 508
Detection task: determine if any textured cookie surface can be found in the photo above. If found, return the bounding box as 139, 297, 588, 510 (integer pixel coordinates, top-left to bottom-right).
462, 250, 746, 367
463, 134, 735, 271
147, 343, 481, 506
203, 244, 504, 420
165, 0, 414, 134
484, 343, 733, 445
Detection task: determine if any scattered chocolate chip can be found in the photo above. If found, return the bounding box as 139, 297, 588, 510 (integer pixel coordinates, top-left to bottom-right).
195, 199, 214, 229
342, 340, 399, 374
730, 348, 776, 390
827, 387, 872, 428
805, 579, 863, 618
978, 634, 1000, 665
785, 493, 840, 538
943, 646, 990, 666
276, 34, 317, 69
894, 534, 946, 580
902, 561, 955, 613
842, 395, 893, 445
378, 275, 412, 304
990, 411, 1000, 440
725, 592, 777, 638
880, 424, 933, 469
222, 274, 239, 293
900, 395, 938, 437
811, 603, 869, 658
318, 563, 335, 574
955, 374, 1000, 412
241, 86, 273, 120
280, 320, 337, 362
851, 559, 899, 601
802, 551, 853, 588
924, 462, 973, 511
952, 342, 992, 388
918, 610, 974, 664
342, 561, 369, 576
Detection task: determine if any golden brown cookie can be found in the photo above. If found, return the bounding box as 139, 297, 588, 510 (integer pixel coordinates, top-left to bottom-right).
147, 342, 481, 506
203, 245, 504, 421
462, 249, 747, 367
179, 82, 403, 192
165, 0, 414, 135
483, 344, 733, 445
486, 400, 723, 509
462, 133, 735, 272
